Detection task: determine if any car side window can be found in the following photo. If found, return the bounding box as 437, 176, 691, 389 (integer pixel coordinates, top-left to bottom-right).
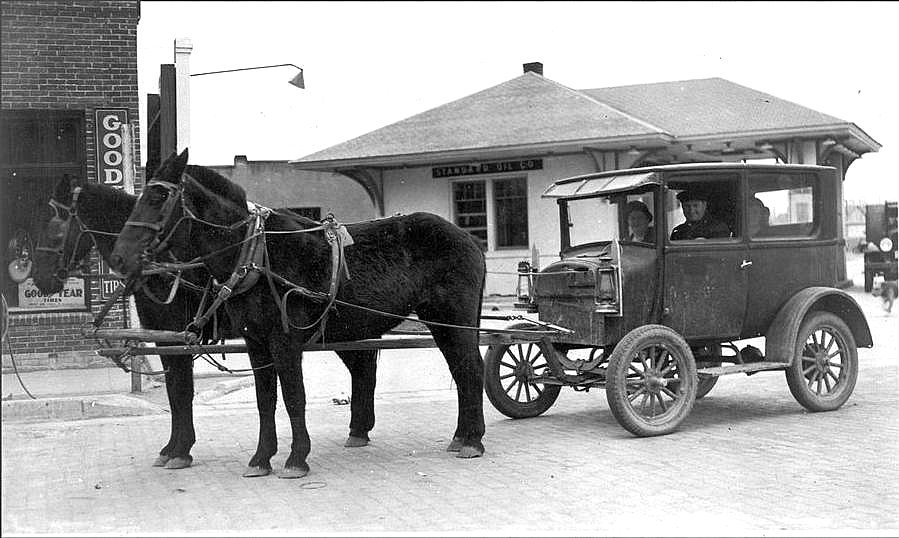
667, 175, 739, 242
749, 172, 818, 239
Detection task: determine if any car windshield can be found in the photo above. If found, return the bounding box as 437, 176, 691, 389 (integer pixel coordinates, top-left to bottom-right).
565, 192, 656, 249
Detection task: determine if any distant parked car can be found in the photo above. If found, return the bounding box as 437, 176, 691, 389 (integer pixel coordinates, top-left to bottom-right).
859, 201, 898, 292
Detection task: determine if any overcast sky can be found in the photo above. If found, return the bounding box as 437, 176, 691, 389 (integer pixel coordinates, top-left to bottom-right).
137, 1, 898, 203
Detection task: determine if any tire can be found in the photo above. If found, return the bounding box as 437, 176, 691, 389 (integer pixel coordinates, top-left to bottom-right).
696, 375, 719, 399
484, 323, 562, 419
606, 325, 697, 437
786, 311, 858, 412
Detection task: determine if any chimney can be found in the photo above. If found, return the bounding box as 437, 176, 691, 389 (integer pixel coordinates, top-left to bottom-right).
523, 62, 543, 76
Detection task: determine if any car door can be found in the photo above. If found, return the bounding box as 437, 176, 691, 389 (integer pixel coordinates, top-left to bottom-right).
662, 173, 748, 340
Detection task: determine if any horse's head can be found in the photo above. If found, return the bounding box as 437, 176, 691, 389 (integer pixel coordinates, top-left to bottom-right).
32, 174, 93, 294
110, 149, 190, 277
110, 148, 249, 278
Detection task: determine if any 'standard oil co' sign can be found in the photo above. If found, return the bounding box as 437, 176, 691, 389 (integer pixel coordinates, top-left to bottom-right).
432, 159, 543, 179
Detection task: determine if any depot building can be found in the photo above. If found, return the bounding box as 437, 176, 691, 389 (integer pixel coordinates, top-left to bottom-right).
292, 63, 881, 295
1, 0, 142, 368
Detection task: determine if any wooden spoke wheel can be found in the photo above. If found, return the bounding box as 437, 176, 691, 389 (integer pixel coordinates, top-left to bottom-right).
484, 323, 561, 419
606, 325, 697, 437
786, 312, 858, 412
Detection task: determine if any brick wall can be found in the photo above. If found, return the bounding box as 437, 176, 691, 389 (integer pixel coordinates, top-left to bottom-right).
1, 0, 142, 372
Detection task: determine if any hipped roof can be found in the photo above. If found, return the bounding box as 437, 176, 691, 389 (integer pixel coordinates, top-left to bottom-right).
292, 74, 880, 169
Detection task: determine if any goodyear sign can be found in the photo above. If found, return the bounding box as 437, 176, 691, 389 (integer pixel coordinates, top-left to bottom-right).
95, 109, 129, 187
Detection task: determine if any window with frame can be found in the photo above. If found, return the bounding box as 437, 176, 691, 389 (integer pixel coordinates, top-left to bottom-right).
666, 174, 739, 241
452, 177, 529, 251
749, 173, 817, 239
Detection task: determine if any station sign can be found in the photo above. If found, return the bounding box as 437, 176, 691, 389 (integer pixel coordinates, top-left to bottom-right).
432, 159, 543, 179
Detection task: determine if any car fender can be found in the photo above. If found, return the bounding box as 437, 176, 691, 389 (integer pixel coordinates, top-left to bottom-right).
765, 286, 873, 364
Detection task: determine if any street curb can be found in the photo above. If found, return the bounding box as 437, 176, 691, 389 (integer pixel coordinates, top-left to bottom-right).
195, 375, 256, 403
1, 394, 167, 423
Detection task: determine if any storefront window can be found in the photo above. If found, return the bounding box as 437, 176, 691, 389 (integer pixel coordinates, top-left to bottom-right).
1, 110, 87, 310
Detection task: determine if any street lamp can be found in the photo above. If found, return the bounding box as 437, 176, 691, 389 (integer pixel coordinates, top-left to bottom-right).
190, 63, 305, 89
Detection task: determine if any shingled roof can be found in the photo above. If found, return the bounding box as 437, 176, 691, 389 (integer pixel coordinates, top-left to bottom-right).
292, 74, 879, 169
581, 78, 847, 138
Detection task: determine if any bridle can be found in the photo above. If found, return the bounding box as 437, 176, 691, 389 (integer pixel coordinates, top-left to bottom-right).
123, 178, 194, 260
35, 187, 115, 283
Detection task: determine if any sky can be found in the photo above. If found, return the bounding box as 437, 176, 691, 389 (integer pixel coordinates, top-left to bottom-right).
137, 1, 899, 203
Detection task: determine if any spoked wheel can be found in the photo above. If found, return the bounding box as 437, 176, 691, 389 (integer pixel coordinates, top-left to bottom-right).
786, 312, 858, 412
484, 323, 561, 419
606, 325, 697, 437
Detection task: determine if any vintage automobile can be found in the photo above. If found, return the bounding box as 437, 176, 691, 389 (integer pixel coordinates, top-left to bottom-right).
484, 162, 873, 436
860, 200, 898, 292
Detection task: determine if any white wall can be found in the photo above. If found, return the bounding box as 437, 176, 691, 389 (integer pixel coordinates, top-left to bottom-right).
383, 153, 599, 295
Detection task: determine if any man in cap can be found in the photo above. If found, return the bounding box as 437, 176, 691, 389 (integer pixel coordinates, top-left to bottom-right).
670, 189, 731, 240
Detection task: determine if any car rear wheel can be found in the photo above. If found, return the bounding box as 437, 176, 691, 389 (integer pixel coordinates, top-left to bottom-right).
484, 323, 561, 419
786, 312, 858, 412
606, 325, 697, 437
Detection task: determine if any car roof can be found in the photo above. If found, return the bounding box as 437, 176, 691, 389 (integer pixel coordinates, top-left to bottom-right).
542, 162, 835, 199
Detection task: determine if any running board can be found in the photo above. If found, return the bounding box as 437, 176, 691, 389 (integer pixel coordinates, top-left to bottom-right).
697, 361, 788, 377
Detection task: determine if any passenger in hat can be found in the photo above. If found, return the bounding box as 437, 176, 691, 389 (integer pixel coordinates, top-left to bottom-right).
748, 196, 771, 237
625, 200, 655, 243
670, 189, 731, 240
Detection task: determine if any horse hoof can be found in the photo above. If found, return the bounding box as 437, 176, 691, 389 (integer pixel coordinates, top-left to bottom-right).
278, 466, 309, 479
344, 435, 369, 448
456, 445, 484, 459
152, 455, 171, 467
446, 437, 463, 452
164, 456, 193, 469
242, 466, 271, 478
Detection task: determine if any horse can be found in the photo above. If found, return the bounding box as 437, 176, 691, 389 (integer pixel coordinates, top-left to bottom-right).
32, 173, 380, 473
109, 148, 487, 478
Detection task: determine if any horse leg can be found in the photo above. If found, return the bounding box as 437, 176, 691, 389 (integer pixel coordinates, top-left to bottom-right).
428, 324, 486, 458
270, 334, 311, 479
336, 349, 377, 447
155, 353, 196, 469
244, 336, 278, 477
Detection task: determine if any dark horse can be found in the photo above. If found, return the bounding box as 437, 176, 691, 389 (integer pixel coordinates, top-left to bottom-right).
32, 173, 381, 473
110, 149, 487, 478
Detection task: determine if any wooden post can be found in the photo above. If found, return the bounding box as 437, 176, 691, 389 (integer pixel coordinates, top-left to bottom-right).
159, 64, 177, 160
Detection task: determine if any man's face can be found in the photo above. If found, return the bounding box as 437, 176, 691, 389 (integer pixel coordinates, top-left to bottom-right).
682, 199, 707, 223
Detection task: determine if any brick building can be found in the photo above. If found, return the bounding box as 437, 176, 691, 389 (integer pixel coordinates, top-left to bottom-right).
1, 0, 142, 370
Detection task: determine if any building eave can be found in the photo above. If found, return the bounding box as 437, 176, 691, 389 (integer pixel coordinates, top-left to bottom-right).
291, 133, 675, 171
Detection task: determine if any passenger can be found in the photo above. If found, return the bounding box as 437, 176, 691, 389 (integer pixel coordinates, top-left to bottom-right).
625, 200, 655, 243
748, 196, 771, 237
670, 190, 731, 240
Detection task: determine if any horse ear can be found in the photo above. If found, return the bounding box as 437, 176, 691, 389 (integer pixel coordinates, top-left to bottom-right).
64, 174, 84, 192
171, 148, 189, 180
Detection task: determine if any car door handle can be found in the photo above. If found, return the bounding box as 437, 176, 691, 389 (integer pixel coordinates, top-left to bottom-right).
740, 259, 753, 269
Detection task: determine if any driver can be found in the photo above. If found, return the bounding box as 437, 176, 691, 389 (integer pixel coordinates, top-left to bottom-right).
670, 190, 731, 240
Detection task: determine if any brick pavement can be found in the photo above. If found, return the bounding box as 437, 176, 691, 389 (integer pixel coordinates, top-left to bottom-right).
3, 357, 898, 535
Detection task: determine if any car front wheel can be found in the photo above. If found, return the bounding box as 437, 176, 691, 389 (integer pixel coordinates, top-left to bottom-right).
606, 325, 697, 437
785, 311, 858, 412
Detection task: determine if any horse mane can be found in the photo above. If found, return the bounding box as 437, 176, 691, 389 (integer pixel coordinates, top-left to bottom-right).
185, 164, 247, 209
